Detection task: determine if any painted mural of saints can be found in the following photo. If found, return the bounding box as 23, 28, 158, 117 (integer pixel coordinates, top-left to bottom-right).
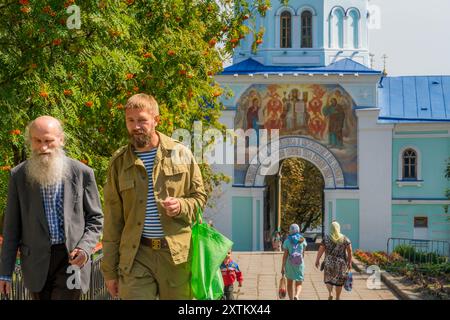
330, 89, 354, 137
246, 98, 260, 130
323, 97, 346, 148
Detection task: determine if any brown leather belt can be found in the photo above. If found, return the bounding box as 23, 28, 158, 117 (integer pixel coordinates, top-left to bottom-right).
140, 237, 169, 250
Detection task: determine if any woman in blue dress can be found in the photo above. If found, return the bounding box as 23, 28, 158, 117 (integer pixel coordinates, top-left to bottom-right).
281, 224, 307, 300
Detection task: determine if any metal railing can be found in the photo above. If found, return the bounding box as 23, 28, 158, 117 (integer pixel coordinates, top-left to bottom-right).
1, 252, 111, 300
387, 238, 450, 265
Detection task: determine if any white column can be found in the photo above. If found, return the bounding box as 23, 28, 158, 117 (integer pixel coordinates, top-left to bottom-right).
292, 14, 300, 48
356, 108, 393, 252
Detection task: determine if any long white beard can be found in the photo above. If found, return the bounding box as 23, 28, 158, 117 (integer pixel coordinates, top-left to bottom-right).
26, 148, 68, 187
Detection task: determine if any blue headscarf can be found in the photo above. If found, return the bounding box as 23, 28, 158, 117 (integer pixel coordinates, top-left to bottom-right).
288, 224, 303, 245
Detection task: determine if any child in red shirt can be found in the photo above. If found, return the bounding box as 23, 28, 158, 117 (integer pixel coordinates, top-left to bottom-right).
220, 250, 243, 300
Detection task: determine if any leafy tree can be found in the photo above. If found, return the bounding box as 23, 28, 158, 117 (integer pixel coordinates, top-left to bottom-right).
0, 0, 287, 228
280, 158, 324, 235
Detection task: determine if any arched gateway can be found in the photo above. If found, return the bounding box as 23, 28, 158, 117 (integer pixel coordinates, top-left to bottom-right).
245, 136, 345, 188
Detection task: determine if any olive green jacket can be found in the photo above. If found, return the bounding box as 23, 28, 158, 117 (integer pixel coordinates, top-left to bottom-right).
101, 132, 207, 281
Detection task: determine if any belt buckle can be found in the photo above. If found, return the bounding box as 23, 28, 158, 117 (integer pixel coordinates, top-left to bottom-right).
151, 239, 161, 250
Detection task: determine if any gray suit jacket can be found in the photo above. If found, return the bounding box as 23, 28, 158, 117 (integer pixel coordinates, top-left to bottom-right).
0, 156, 103, 293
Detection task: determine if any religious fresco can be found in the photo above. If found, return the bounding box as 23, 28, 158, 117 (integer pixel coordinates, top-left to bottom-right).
234, 84, 358, 187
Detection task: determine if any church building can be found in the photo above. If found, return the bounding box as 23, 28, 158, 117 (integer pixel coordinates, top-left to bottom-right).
205, 0, 450, 252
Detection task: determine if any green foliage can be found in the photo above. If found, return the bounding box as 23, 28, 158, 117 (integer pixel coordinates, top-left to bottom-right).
0, 1, 288, 222
394, 245, 448, 265
280, 158, 324, 234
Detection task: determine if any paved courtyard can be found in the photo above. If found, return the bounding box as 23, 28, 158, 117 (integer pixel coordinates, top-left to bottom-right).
232, 251, 399, 300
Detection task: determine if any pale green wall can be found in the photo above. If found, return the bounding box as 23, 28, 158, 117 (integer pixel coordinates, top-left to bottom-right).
232, 197, 253, 251
256, 200, 261, 251
392, 204, 450, 242
335, 199, 360, 249
392, 137, 450, 198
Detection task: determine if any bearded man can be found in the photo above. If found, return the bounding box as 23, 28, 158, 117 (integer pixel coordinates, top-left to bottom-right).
0, 116, 103, 300
101, 93, 207, 300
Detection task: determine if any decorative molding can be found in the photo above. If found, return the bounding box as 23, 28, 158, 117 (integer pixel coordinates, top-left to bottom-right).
392, 199, 450, 205
396, 180, 423, 188
244, 136, 345, 188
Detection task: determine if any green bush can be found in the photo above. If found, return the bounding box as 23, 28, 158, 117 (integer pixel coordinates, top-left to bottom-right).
394, 244, 448, 264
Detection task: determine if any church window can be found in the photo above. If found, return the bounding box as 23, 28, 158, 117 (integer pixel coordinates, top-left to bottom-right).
280, 11, 292, 48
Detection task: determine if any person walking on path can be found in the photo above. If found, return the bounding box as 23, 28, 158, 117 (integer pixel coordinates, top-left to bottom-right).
281, 224, 307, 300
101, 93, 207, 300
315, 221, 353, 300
0, 116, 103, 300
220, 249, 243, 300
272, 231, 283, 252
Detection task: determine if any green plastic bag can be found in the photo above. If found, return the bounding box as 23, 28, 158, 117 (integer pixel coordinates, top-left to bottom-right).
191, 207, 233, 300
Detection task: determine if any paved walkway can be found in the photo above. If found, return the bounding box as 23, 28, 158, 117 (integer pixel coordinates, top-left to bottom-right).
232, 251, 399, 300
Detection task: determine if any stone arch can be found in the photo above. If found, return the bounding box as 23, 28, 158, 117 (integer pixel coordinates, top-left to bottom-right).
244, 136, 345, 188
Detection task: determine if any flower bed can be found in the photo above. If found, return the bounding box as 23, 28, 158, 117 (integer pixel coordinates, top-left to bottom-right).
354, 249, 450, 300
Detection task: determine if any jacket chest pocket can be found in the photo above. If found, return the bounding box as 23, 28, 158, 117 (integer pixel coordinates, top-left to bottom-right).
161, 164, 188, 197
119, 179, 135, 193
163, 164, 188, 177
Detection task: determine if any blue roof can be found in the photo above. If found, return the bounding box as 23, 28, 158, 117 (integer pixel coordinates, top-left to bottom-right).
221, 58, 382, 75
378, 76, 450, 122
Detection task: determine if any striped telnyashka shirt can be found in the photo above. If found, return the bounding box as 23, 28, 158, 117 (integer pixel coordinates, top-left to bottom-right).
135, 149, 165, 238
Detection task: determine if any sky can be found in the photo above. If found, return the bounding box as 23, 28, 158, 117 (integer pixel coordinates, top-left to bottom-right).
369, 0, 450, 76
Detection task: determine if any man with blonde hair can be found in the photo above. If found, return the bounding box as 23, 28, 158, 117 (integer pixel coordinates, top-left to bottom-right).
0, 116, 103, 300
101, 93, 207, 300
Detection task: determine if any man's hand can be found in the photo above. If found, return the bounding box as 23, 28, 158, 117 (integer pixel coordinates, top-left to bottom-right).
69, 248, 88, 268
238, 282, 242, 287
106, 279, 119, 298
0, 280, 11, 296
162, 197, 181, 217
315, 260, 320, 269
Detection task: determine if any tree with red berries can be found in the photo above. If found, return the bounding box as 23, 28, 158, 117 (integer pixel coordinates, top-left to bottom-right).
0, 0, 284, 225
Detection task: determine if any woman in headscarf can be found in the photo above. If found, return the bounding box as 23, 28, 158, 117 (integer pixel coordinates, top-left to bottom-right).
280, 224, 307, 300
315, 221, 352, 300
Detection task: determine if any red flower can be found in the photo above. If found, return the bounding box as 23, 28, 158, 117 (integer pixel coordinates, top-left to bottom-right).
212, 90, 222, 97
63, 89, 73, 96
85, 101, 93, 107
10, 129, 21, 135
208, 38, 217, 47
126, 73, 134, 80
167, 50, 176, 56
20, 6, 31, 13
53, 38, 62, 46
39, 91, 49, 98
0, 165, 12, 171
19, 0, 30, 5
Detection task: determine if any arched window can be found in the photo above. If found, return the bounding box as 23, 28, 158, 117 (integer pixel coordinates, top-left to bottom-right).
301, 11, 313, 48
348, 10, 360, 48
329, 8, 344, 48
402, 149, 417, 180
280, 11, 292, 48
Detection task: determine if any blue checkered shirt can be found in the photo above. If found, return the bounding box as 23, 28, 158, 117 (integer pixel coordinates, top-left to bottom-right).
0, 183, 65, 282
40, 182, 65, 245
